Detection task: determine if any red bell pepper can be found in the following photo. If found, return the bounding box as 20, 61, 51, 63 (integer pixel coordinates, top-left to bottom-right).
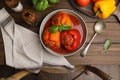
61, 29, 81, 51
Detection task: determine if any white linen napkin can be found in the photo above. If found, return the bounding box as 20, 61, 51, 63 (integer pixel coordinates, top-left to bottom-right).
0, 8, 74, 73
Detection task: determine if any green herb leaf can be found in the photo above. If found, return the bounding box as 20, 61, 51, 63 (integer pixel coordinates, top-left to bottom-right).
59, 25, 71, 32
49, 26, 59, 33
49, 25, 71, 33
35, 0, 49, 11
103, 39, 112, 51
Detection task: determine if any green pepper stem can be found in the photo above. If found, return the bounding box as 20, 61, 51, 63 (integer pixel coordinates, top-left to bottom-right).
95, 9, 101, 17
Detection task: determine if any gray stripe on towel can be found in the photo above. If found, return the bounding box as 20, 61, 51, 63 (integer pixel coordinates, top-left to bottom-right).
0, 16, 12, 27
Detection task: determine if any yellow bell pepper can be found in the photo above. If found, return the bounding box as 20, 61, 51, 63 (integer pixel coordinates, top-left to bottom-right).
94, 0, 116, 19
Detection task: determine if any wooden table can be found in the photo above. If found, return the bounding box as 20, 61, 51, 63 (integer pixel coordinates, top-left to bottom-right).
0, 0, 120, 65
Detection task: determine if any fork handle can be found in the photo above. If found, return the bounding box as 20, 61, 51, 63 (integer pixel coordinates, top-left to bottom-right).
86, 65, 113, 80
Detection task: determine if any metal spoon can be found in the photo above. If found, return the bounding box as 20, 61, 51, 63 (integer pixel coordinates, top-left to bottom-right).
80, 20, 106, 57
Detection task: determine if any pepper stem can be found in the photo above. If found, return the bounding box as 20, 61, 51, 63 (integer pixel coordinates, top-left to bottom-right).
95, 9, 101, 17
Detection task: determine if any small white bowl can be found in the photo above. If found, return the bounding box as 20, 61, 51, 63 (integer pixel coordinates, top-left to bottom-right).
39, 9, 87, 56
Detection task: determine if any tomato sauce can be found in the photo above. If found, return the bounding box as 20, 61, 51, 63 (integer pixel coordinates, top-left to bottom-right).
43, 13, 86, 54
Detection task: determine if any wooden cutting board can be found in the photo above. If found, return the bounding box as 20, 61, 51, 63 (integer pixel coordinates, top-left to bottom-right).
69, 0, 120, 21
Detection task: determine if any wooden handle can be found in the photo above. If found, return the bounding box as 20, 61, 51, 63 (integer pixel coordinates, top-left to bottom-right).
7, 70, 31, 80
86, 65, 113, 80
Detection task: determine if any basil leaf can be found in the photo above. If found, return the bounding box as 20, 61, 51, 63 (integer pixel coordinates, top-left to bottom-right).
35, 0, 49, 11
103, 39, 112, 51
49, 26, 58, 33
59, 25, 71, 32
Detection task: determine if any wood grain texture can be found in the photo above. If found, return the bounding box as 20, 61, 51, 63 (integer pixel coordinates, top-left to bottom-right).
0, 0, 118, 23
0, 0, 120, 65
78, 65, 120, 80
0, 65, 119, 80
0, 1, 120, 80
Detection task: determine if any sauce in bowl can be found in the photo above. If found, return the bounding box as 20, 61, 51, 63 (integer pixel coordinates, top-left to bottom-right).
40, 9, 87, 56
43, 13, 86, 54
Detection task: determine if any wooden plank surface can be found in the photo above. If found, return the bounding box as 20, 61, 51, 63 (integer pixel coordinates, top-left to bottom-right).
0, 0, 119, 23
0, 65, 120, 80
0, 0, 120, 65
0, 1, 120, 80
77, 65, 120, 80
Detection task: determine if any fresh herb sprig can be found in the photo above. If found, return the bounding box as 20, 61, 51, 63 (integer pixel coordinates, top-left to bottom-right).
32, 0, 59, 11
49, 25, 71, 33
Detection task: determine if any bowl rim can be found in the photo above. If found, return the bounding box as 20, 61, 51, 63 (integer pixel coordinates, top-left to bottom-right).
39, 9, 88, 56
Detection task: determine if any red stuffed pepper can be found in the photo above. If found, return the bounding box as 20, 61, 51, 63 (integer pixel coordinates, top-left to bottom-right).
61, 29, 81, 51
